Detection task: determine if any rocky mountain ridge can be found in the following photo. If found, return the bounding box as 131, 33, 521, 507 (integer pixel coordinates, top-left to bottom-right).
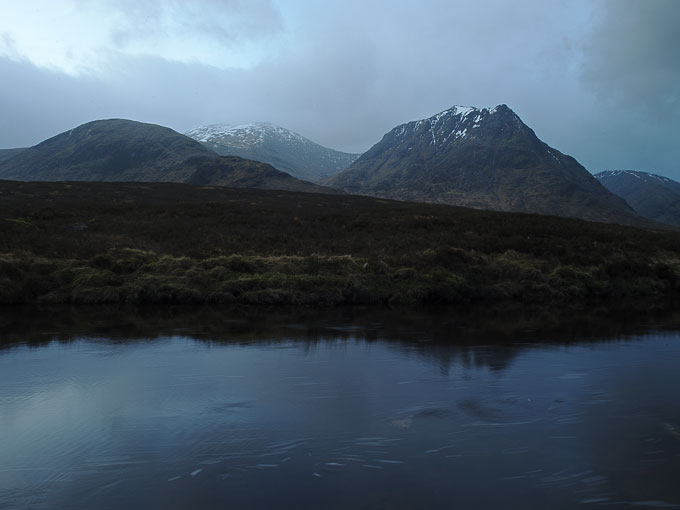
323, 104, 643, 226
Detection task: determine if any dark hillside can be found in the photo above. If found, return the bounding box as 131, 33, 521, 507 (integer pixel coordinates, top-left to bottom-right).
1, 180, 679, 306
596, 170, 680, 227
181, 155, 338, 193
0, 148, 26, 164
0, 119, 328, 194
0, 119, 207, 182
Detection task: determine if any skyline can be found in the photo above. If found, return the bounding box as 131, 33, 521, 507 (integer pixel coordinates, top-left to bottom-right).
1, 0, 678, 178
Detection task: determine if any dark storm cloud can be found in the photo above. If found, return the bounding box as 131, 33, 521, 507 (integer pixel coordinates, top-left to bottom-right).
2, 0, 593, 153
0, 56, 242, 147
230, 0, 594, 156
582, 0, 680, 115
575, 0, 680, 175
0, 58, 106, 148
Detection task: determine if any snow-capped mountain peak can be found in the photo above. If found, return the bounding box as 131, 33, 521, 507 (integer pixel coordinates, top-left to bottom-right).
185, 124, 233, 143
597, 170, 675, 185
185, 122, 309, 148
185, 122, 360, 182
323, 102, 642, 225
391, 104, 522, 147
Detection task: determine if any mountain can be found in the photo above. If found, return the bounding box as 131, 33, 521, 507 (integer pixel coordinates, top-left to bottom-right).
186, 122, 360, 182
595, 170, 680, 227
0, 119, 331, 194
323, 104, 641, 225
0, 148, 25, 164
180, 155, 335, 192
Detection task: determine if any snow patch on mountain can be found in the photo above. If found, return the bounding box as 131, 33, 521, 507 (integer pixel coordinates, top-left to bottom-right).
393, 104, 510, 146
185, 122, 309, 147
598, 170, 676, 184
602, 170, 644, 180
185, 122, 360, 182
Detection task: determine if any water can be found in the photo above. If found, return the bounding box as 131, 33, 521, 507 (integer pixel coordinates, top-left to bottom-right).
1, 306, 680, 509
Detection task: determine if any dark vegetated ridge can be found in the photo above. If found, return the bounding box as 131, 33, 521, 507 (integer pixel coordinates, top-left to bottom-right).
1, 180, 679, 307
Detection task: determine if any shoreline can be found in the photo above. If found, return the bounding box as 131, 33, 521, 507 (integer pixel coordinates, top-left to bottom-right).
2, 301, 680, 352
2, 249, 680, 307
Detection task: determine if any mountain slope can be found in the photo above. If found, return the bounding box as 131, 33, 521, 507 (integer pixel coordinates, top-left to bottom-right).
0, 119, 206, 182
0, 148, 26, 164
180, 155, 337, 192
323, 105, 640, 225
0, 119, 330, 194
595, 170, 680, 227
186, 122, 360, 182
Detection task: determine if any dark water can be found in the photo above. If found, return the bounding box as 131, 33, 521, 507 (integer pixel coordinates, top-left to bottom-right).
1, 306, 680, 509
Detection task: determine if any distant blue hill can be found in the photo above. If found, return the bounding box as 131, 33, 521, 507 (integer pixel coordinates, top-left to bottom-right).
595, 170, 680, 227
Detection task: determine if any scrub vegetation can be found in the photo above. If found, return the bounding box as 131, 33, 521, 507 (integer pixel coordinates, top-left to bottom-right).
2, 180, 679, 307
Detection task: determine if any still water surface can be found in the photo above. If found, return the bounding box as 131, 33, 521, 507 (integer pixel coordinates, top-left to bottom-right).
1, 307, 680, 509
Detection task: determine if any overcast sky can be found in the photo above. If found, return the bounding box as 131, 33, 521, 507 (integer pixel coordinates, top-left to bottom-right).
1, 0, 678, 178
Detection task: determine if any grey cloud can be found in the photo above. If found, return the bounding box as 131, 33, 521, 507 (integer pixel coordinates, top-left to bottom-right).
582, 0, 680, 115
0, 32, 21, 60
0, 58, 135, 149
105, 0, 283, 52
0, 56, 234, 148
0, 0, 678, 180
574, 0, 680, 174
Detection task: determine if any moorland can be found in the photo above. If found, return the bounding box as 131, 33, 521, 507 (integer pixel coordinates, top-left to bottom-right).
2, 179, 679, 308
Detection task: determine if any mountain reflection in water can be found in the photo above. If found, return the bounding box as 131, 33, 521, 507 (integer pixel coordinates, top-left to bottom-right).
1, 305, 679, 510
